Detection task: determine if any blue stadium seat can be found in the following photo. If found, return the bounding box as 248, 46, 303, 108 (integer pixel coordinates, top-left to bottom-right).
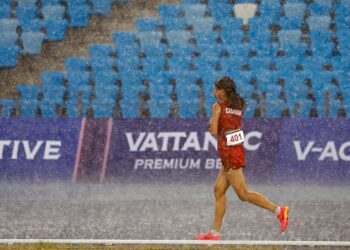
120, 99, 139, 118
0, 19, 19, 32
41, 0, 62, 5
0, 46, 20, 68
259, 0, 281, 20
244, 99, 257, 118
138, 31, 163, 47
208, 3, 233, 20
189, 17, 215, 32
66, 0, 87, 7
278, 16, 302, 30
67, 71, 90, 88
66, 94, 91, 117
39, 100, 59, 118
21, 31, 44, 54
45, 19, 68, 41
249, 56, 272, 70
309, 1, 332, 16
89, 44, 113, 58
298, 100, 313, 118
0, 4, 12, 19
142, 56, 165, 73
248, 17, 271, 42
16, 85, 39, 102
265, 95, 286, 118
42, 5, 65, 20
273, 56, 300, 71
20, 19, 43, 32
182, 0, 201, 4
308, 15, 330, 31
17, 0, 37, 5
0, 99, 16, 118
90, 0, 112, 15
65, 57, 88, 72
184, 4, 207, 20
40, 71, 65, 86
195, 31, 218, 46
0, 31, 18, 46
309, 30, 334, 56
178, 98, 200, 118
167, 30, 192, 46
93, 71, 118, 88
278, 29, 301, 47
221, 27, 244, 45
158, 4, 183, 20
112, 31, 137, 48
135, 18, 159, 32
162, 18, 188, 31
149, 98, 172, 118
16, 3, 38, 23
283, 3, 305, 20
67, 5, 89, 28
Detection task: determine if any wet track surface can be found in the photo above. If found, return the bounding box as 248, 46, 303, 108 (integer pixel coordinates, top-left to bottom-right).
0, 182, 349, 241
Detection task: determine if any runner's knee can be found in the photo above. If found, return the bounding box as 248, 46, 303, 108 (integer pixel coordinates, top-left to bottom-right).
236, 189, 249, 202
214, 185, 225, 200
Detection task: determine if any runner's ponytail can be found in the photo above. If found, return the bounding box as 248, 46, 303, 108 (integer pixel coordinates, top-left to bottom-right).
215, 77, 246, 111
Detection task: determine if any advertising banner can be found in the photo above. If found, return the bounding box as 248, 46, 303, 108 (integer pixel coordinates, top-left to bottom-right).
106, 119, 281, 183
0, 119, 81, 181
276, 119, 350, 183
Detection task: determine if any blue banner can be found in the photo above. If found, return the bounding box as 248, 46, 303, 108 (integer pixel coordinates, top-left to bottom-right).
0, 119, 81, 181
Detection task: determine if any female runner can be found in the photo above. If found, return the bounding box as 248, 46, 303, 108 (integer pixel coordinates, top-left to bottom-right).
196, 77, 289, 240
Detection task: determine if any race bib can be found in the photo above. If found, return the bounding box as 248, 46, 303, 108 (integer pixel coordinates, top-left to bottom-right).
225, 130, 244, 146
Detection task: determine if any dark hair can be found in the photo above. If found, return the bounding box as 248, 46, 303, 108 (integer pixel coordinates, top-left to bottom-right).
215, 76, 246, 111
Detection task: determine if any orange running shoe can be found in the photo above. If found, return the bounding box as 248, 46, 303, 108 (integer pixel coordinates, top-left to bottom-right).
277, 206, 289, 233
195, 232, 221, 240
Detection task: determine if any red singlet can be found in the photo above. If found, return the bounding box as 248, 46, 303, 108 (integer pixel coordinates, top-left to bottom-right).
217, 101, 246, 171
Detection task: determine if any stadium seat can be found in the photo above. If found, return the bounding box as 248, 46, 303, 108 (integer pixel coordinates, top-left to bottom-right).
67, 5, 90, 28
162, 18, 188, 31
184, 4, 207, 20
112, 31, 138, 48
40, 71, 65, 86
93, 71, 118, 88
17, 85, 40, 101
308, 16, 330, 31
167, 30, 192, 46
41, 0, 62, 5
120, 99, 139, 118
182, 0, 201, 4
189, 17, 216, 32
0, 31, 18, 46
283, 3, 305, 21
21, 32, 44, 54
278, 29, 301, 47
42, 5, 65, 20
138, 31, 163, 47
158, 4, 183, 20
309, 1, 332, 16
0, 46, 20, 68
16, 3, 38, 23
65, 57, 88, 72
0, 19, 19, 32
259, 0, 281, 20
0, 99, 16, 118
45, 19, 68, 41
208, 3, 233, 20
20, 19, 43, 32
90, 0, 112, 15
149, 98, 172, 118
0, 4, 12, 19
67, 71, 90, 88
135, 18, 159, 32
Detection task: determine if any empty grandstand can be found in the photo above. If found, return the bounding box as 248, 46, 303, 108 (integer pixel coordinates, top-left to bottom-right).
0, 0, 349, 119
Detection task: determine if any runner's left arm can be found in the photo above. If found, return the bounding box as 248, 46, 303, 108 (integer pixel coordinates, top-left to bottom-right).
209, 103, 221, 136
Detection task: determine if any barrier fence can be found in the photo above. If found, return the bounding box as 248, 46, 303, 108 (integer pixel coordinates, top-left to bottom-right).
0, 118, 349, 184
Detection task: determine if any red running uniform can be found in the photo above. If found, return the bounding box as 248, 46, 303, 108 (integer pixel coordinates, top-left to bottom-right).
217, 101, 246, 171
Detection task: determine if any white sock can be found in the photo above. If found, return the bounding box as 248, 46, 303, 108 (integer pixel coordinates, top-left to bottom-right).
274, 206, 281, 216
210, 229, 220, 236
